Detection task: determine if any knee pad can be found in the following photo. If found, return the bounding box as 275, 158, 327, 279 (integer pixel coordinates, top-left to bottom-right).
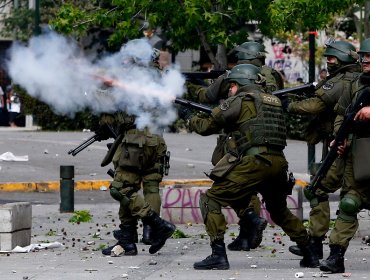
199, 193, 221, 222
338, 194, 361, 222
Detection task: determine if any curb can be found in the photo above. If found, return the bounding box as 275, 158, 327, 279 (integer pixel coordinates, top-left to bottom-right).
0, 179, 213, 192
0, 178, 308, 192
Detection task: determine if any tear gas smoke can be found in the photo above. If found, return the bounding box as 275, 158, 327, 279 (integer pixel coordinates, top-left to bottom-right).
6, 32, 185, 131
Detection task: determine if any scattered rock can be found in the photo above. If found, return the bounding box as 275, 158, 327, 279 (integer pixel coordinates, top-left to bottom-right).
149, 260, 157, 265
111, 245, 124, 257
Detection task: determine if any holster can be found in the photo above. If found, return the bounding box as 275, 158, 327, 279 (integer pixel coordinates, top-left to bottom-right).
208, 152, 240, 182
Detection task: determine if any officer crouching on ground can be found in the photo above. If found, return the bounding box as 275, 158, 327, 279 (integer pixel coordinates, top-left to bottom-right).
186, 64, 319, 270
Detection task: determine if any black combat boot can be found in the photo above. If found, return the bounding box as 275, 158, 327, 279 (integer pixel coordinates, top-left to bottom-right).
289, 236, 324, 259
227, 218, 250, 251
102, 224, 138, 256
194, 240, 230, 270
320, 244, 346, 273
113, 227, 138, 243
298, 238, 320, 268
141, 223, 153, 245
244, 209, 267, 249
141, 210, 176, 254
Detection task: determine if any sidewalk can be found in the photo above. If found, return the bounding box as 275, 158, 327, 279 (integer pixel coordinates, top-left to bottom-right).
1, 130, 370, 278
1, 202, 369, 280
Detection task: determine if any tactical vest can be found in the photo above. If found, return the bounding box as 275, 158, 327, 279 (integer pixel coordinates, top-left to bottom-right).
230, 92, 287, 154
310, 70, 360, 139
349, 80, 370, 137
316, 71, 359, 107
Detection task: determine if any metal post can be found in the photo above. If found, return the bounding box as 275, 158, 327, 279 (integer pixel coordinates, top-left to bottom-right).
60, 165, 74, 213
307, 31, 316, 175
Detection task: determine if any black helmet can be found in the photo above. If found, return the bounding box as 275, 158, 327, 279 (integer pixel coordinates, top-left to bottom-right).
323, 39, 358, 63
225, 64, 261, 86
234, 42, 267, 60
358, 38, 370, 63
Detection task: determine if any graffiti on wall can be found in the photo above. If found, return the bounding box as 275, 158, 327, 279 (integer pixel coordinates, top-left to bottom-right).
264, 40, 307, 84
162, 187, 301, 225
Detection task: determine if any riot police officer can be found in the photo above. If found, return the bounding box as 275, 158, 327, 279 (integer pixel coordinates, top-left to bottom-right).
287, 40, 360, 259
320, 38, 370, 273
185, 41, 284, 252
99, 111, 175, 256
188, 64, 319, 270
98, 48, 175, 256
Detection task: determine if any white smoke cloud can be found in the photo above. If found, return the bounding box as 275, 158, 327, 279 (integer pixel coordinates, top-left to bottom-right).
6, 32, 185, 131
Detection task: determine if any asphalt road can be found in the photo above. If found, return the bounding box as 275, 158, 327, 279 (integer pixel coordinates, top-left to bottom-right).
0, 129, 319, 183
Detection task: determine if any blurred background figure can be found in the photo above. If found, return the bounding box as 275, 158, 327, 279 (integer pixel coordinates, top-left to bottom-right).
318, 68, 328, 81
0, 85, 5, 125
6, 85, 21, 127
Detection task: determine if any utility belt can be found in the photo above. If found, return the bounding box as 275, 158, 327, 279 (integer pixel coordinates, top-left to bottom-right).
243, 146, 284, 156
122, 165, 161, 176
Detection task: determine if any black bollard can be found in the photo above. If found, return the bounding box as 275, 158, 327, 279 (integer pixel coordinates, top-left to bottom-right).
60, 165, 74, 213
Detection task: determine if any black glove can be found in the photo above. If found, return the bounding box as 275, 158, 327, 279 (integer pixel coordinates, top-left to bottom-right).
95, 124, 114, 141
280, 96, 289, 112
177, 106, 193, 121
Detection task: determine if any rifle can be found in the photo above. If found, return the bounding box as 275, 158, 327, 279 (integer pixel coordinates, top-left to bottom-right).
68, 124, 117, 156
304, 88, 370, 198
182, 70, 226, 81
272, 82, 316, 99
174, 97, 212, 114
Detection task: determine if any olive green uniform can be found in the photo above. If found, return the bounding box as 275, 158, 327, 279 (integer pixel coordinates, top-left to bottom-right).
328, 74, 370, 249
287, 64, 360, 238
186, 64, 282, 217
100, 113, 167, 225
189, 84, 309, 245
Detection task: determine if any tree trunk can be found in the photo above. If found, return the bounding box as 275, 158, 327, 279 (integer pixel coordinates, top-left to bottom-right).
365, 1, 370, 38
215, 44, 227, 70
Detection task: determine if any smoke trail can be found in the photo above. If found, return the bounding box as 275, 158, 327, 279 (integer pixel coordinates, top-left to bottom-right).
6, 32, 185, 131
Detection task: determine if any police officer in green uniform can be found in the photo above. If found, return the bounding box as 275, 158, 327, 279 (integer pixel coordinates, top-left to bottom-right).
188, 41, 284, 103
320, 38, 370, 273
99, 111, 175, 256
185, 41, 284, 252
188, 64, 319, 270
287, 40, 360, 259
97, 49, 175, 256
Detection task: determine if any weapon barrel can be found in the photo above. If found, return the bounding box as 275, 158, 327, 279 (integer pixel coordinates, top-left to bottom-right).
174, 97, 213, 114
68, 135, 98, 156
272, 83, 316, 98
182, 70, 226, 81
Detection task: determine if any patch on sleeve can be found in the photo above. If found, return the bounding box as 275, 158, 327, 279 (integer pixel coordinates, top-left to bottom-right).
322, 81, 334, 90
220, 100, 230, 111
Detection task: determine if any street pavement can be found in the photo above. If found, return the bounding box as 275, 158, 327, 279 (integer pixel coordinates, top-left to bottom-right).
0, 128, 320, 183
2, 128, 369, 279
1, 202, 369, 280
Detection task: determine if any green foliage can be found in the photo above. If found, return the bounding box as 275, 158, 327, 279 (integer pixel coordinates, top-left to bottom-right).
92, 244, 106, 251
268, 0, 363, 34
16, 85, 99, 131
172, 229, 188, 239
68, 210, 93, 223
46, 229, 57, 236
